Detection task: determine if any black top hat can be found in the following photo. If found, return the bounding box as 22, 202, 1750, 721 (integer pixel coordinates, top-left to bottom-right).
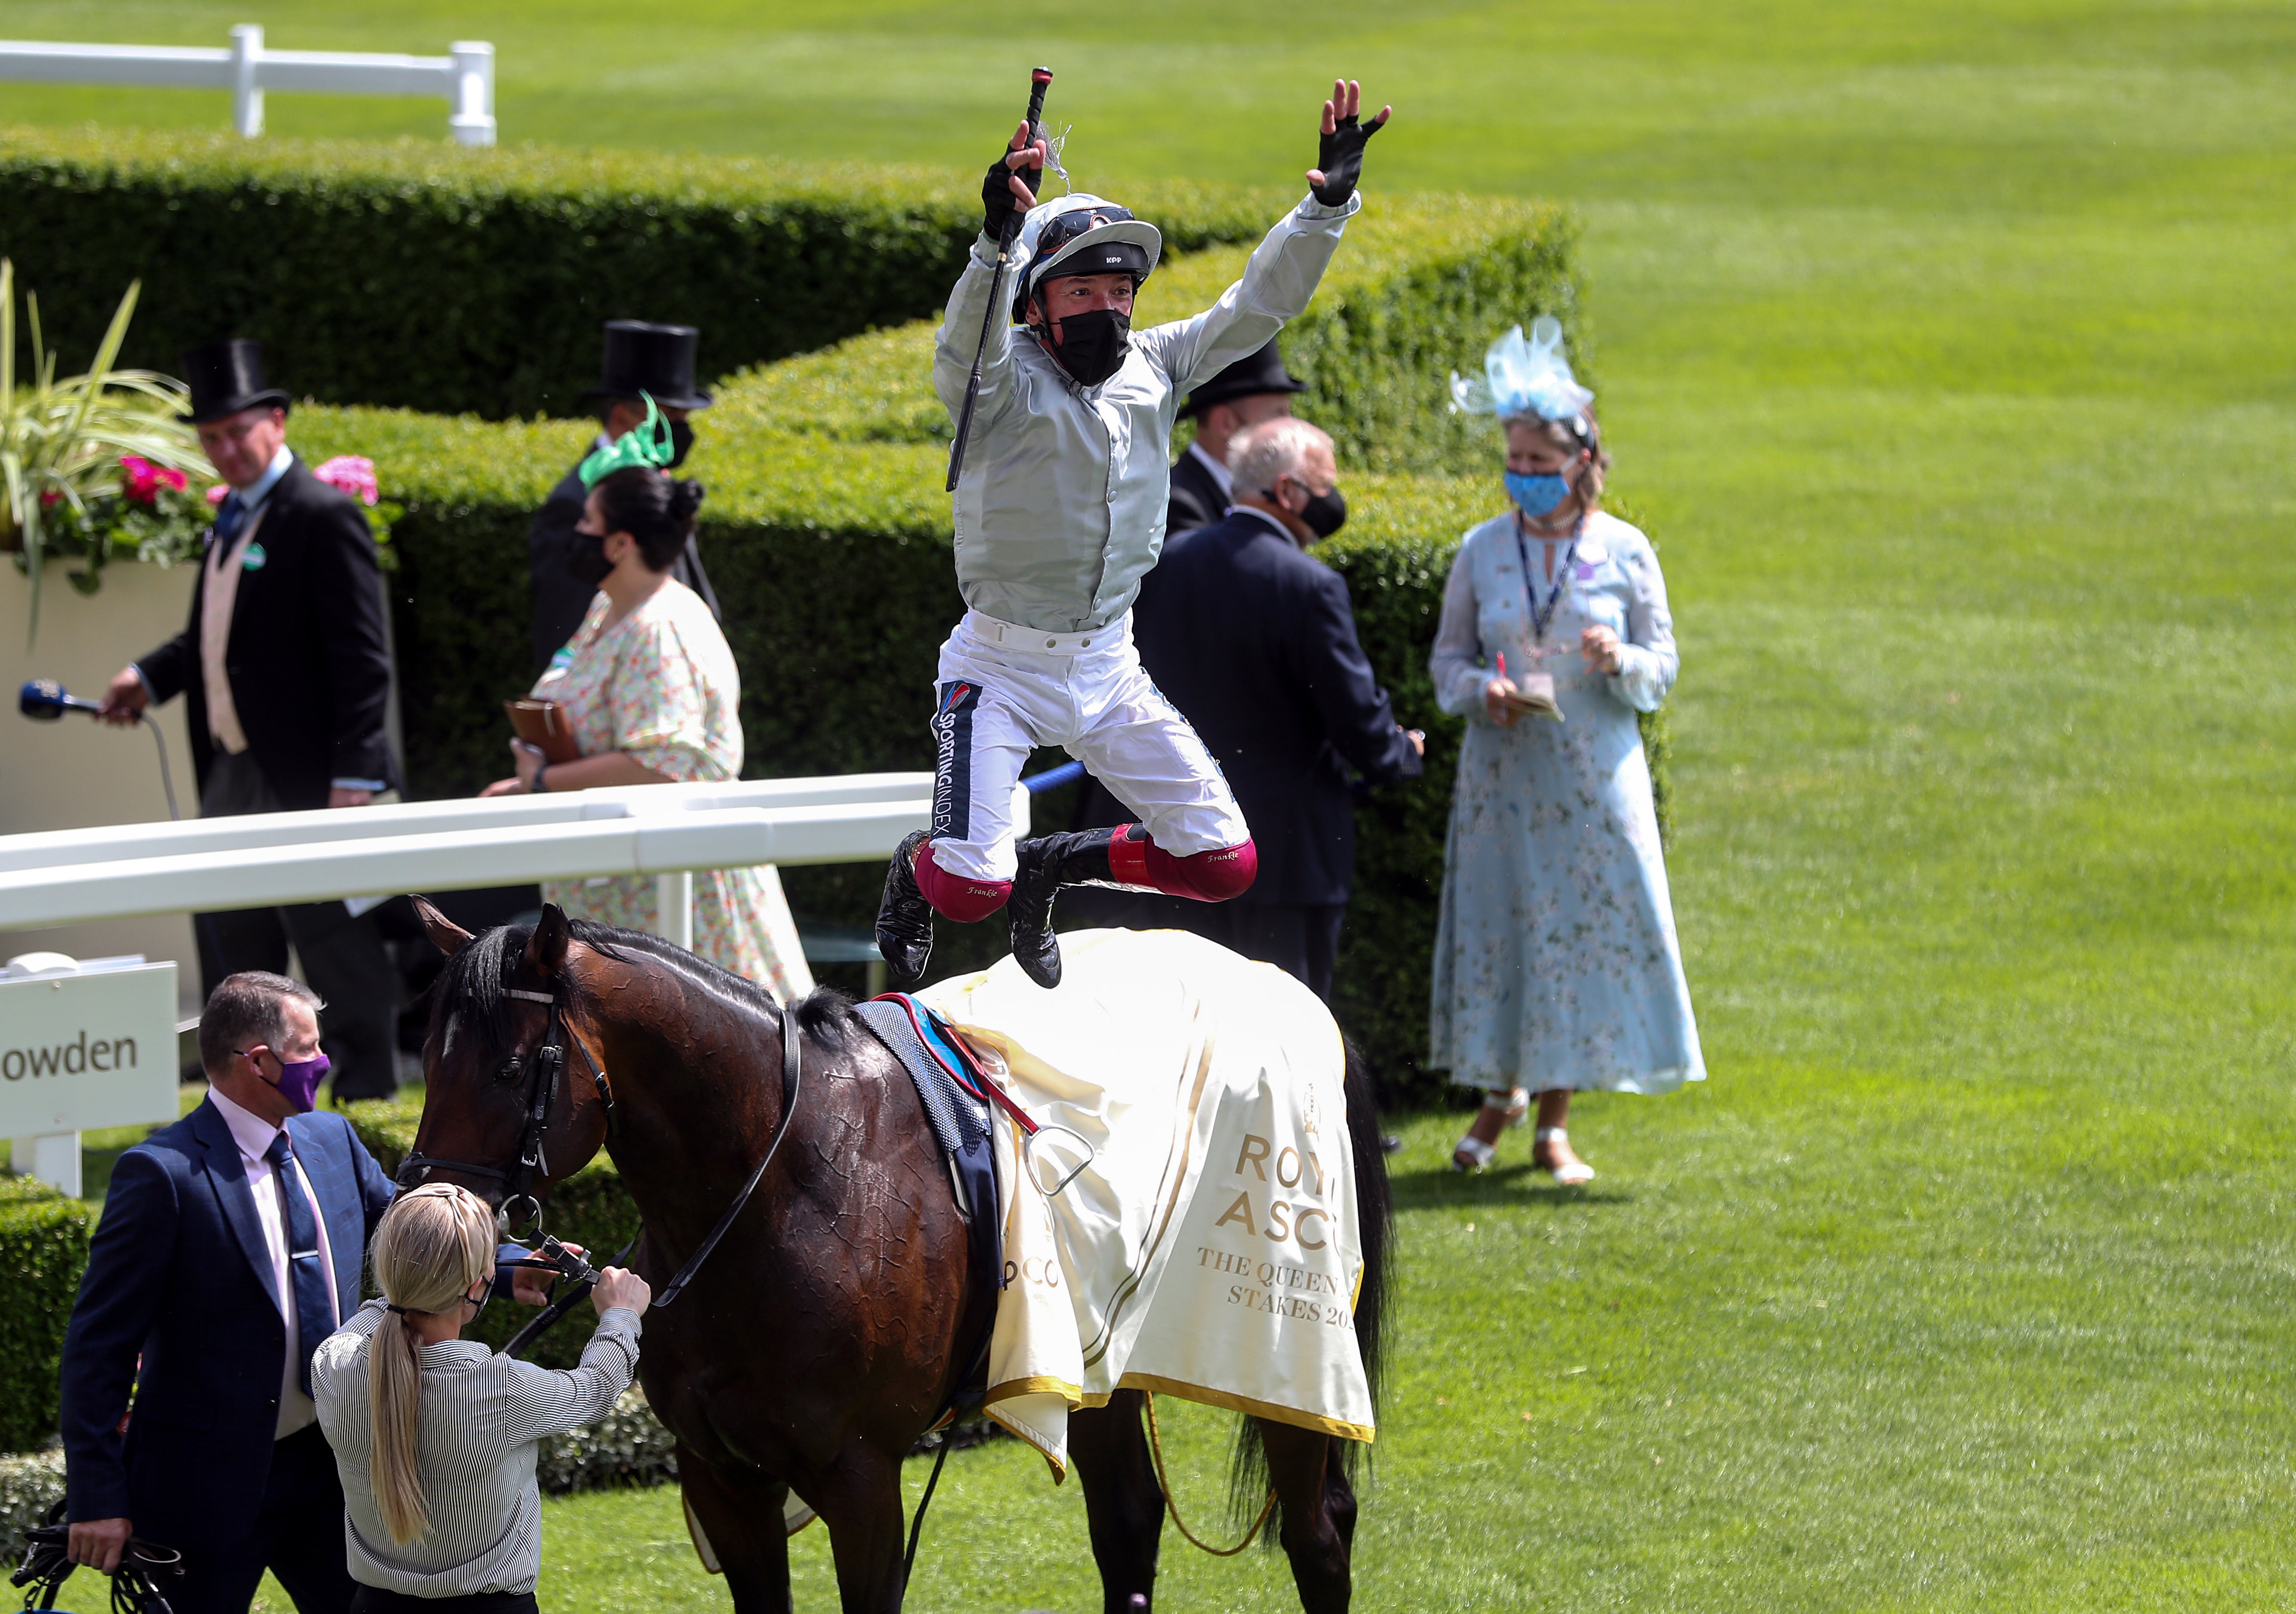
1178, 339, 1307, 418
581, 321, 713, 411
179, 339, 291, 425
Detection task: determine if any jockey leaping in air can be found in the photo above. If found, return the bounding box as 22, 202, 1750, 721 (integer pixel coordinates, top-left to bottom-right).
876, 77, 1392, 990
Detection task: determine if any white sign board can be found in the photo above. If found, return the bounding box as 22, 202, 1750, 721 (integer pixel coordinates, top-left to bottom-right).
0, 961, 178, 1136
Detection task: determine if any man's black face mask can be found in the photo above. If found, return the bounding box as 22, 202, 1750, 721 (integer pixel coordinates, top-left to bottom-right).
1300, 483, 1348, 539
1267, 481, 1349, 541
667, 419, 695, 469
1041, 308, 1132, 388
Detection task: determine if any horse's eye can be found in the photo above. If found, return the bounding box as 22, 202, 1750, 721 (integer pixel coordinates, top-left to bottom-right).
498, 1058, 525, 1084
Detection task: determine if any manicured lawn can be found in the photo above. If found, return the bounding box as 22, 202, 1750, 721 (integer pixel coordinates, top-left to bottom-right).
7, 0, 2293, 1606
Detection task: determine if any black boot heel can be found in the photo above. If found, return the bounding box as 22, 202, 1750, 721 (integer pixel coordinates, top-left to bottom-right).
875, 829, 938, 987
1006, 827, 1123, 990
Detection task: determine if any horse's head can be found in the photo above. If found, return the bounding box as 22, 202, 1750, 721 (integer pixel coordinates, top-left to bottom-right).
400, 898, 615, 1232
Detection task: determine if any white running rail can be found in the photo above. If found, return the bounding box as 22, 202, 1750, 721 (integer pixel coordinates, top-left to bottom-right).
0, 773, 975, 934
0, 25, 496, 144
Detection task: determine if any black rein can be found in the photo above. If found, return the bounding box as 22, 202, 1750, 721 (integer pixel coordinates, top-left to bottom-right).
396, 979, 805, 1329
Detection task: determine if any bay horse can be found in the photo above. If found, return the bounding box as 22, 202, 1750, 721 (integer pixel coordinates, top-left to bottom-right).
404, 901, 1389, 1614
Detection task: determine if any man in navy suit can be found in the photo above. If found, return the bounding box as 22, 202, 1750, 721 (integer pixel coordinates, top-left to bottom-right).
1065, 417, 1422, 999
58, 972, 392, 1614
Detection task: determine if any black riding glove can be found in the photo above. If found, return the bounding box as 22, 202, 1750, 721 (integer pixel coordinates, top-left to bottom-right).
981, 148, 1042, 240
1311, 111, 1386, 208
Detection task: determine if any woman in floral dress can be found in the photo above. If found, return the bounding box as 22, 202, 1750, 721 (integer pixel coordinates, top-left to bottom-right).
1429, 321, 1702, 1181
481, 455, 812, 1003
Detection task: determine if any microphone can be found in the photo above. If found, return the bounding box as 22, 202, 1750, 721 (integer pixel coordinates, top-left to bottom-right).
19, 679, 105, 721
19, 678, 182, 821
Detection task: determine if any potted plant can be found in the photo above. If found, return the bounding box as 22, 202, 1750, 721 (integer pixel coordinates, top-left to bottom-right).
0, 260, 209, 644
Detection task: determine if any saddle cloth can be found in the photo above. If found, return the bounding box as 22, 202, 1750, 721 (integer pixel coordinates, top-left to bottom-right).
914, 927, 1374, 1478
851, 996, 1003, 1379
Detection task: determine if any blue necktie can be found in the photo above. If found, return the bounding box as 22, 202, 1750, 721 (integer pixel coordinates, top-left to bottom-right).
264, 1133, 335, 1397
213, 491, 246, 546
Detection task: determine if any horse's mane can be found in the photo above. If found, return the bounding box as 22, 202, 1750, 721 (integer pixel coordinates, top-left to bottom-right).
425, 915, 858, 1064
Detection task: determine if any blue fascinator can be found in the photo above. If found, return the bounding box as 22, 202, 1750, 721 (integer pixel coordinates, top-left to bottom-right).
1449, 316, 1594, 424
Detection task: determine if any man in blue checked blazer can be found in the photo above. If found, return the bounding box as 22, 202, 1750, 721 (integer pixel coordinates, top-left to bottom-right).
59, 972, 395, 1614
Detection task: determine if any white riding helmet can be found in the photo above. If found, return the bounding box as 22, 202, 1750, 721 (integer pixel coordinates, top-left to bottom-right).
1011, 194, 1163, 323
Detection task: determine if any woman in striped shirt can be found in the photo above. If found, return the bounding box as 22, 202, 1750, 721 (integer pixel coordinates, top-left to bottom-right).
312, 1186, 649, 1614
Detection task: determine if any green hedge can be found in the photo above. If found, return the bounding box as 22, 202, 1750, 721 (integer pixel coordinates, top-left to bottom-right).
0, 1179, 92, 1453
0, 126, 1309, 420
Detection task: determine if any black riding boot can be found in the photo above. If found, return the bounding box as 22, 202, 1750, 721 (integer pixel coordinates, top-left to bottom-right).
875, 829, 937, 988
1007, 827, 1128, 990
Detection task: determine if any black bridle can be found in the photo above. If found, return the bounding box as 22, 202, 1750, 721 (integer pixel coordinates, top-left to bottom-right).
397, 986, 606, 1233
397, 976, 805, 1320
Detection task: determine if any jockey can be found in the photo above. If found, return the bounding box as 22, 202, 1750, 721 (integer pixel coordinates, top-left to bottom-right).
877, 79, 1392, 990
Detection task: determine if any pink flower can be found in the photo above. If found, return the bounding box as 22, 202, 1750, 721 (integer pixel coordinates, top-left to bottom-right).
39, 489, 62, 508
312, 455, 379, 507
206, 484, 229, 506
119, 455, 189, 504
120, 454, 161, 505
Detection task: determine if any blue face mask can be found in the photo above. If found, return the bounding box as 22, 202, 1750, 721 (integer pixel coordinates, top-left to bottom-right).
1505, 470, 1572, 520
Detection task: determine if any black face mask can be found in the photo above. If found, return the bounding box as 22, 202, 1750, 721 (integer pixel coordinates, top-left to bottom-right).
565, 528, 614, 587
1300, 484, 1348, 539
667, 420, 695, 469
1267, 481, 1349, 541
1041, 308, 1132, 388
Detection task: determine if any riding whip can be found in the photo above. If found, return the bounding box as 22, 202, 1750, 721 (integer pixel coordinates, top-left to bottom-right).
945, 67, 1053, 493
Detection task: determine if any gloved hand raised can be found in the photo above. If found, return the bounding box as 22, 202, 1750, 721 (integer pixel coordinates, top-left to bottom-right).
982, 121, 1049, 239
1306, 78, 1393, 208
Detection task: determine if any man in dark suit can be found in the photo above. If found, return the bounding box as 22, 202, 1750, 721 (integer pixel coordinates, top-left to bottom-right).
527, 320, 721, 673
1165, 338, 1307, 538
97, 340, 402, 1102
1067, 417, 1422, 999
59, 973, 394, 1614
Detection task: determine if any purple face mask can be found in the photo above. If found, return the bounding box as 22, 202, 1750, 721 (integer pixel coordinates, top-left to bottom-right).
269, 1052, 331, 1113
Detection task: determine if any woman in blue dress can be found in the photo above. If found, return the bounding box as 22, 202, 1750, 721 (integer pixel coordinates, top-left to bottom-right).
1429, 320, 1704, 1181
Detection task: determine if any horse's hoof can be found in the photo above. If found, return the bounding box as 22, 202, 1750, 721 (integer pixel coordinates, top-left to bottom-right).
876, 830, 937, 987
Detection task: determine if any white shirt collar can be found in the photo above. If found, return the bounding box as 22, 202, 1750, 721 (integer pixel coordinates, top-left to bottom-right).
208, 1083, 285, 1164
1227, 502, 1300, 544
236, 444, 295, 513
1186, 440, 1234, 497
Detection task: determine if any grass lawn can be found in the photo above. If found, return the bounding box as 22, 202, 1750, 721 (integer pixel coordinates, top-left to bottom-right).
7, 0, 2294, 1607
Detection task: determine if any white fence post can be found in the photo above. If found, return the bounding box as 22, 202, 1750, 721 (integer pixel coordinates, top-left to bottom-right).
656, 871, 695, 951
10, 1132, 81, 1198
229, 23, 262, 138
447, 41, 494, 147
0, 27, 496, 144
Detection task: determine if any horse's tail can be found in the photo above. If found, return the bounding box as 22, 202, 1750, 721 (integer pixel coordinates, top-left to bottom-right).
1228, 1034, 1392, 1530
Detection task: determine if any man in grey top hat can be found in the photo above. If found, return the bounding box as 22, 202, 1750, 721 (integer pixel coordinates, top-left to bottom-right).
1166, 338, 1309, 538
526, 320, 721, 673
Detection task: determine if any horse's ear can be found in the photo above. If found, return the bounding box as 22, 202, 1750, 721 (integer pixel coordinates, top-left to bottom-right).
414, 895, 474, 957
525, 902, 572, 978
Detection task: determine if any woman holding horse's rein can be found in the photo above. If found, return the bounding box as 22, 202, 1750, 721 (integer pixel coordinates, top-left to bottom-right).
310, 1185, 649, 1614
1429, 319, 1704, 1181
478, 408, 812, 1003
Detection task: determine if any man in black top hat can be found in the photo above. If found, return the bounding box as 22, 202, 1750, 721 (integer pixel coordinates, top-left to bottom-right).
96, 339, 403, 1104
526, 320, 720, 673
1166, 338, 1309, 538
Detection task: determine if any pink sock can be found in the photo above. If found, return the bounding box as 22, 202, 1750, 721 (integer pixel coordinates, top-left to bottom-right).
912, 840, 1012, 923
1107, 827, 1258, 902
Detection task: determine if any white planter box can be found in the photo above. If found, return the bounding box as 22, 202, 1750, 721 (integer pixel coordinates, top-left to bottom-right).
0, 560, 198, 1006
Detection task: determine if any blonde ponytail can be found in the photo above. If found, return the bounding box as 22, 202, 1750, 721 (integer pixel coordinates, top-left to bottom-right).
368, 1183, 496, 1545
